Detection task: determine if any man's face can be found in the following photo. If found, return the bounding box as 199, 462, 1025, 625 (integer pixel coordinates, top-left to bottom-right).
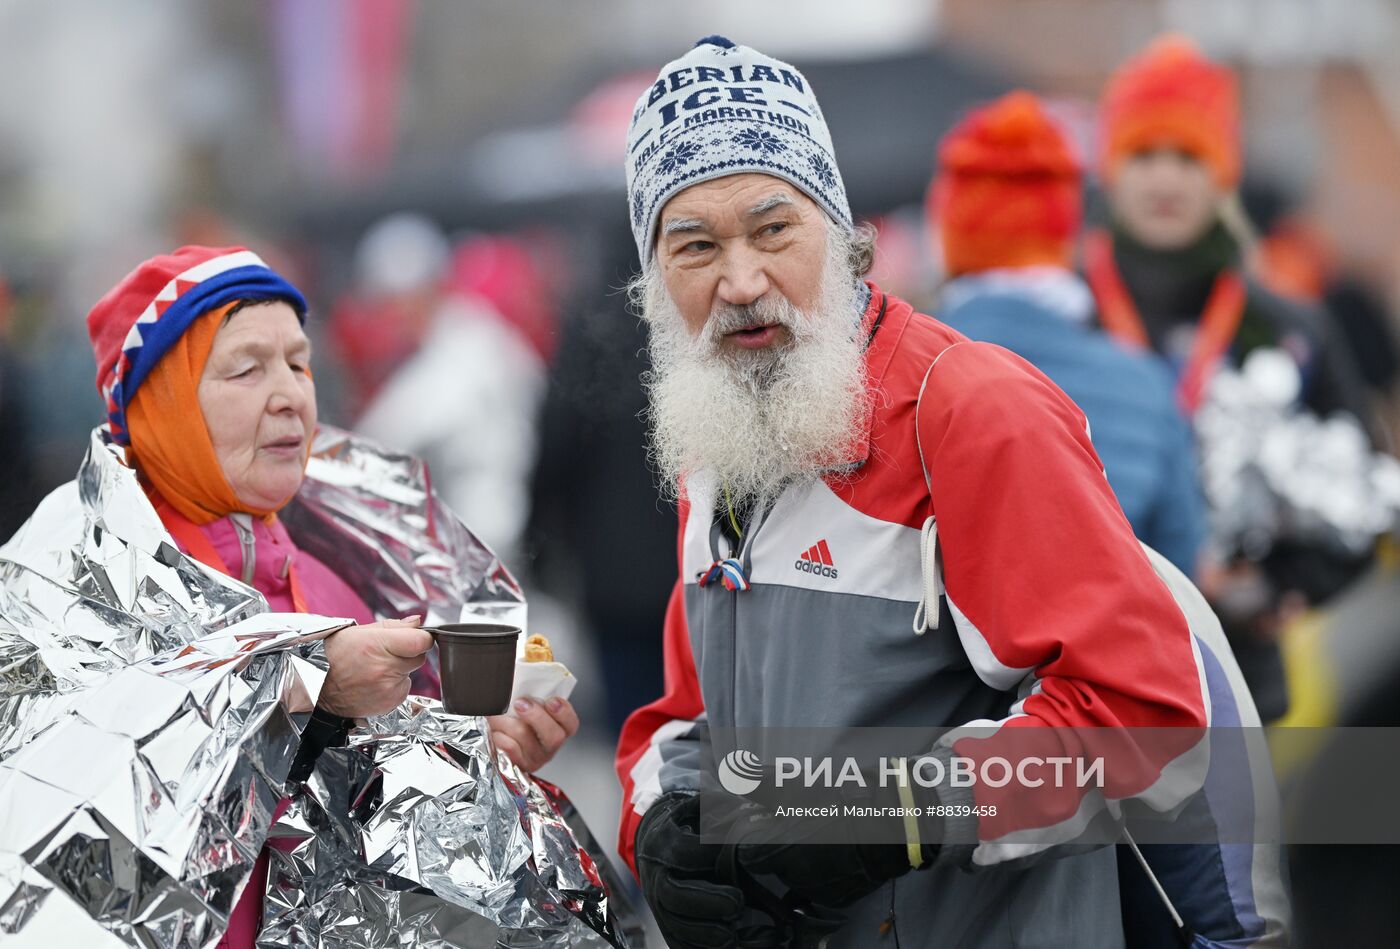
636, 173, 869, 501
655, 173, 827, 351
1109, 147, 1223, 250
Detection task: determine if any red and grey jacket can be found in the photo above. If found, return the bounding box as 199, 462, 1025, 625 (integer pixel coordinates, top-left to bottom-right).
615, 286, 1214, 944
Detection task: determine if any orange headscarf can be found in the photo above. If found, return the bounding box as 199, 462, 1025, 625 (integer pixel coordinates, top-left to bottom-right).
125, 302, 291, 525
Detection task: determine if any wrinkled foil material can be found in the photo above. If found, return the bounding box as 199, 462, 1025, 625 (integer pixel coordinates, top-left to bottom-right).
1197, 353, 1400, 559
0, 426, 630, 947
281, 427, 527, 633
260, 699, 621, 948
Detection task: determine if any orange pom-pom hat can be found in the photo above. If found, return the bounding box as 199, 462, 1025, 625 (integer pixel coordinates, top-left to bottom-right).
930, 90, 1082, 277
1098, 34, 1240, 187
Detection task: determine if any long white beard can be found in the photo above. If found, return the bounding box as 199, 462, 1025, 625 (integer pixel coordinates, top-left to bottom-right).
639, 228, 871, 502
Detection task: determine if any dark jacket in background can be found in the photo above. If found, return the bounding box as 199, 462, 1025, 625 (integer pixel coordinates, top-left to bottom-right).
528, 242, 674, 736
1108, 224, 1374, 436
0, 347, 41, 542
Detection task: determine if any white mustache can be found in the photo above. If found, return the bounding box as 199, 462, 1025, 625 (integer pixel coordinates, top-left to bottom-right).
705, 299, 795, 337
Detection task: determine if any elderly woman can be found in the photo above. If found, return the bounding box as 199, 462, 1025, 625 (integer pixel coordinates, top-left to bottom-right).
82, 245, 579, 947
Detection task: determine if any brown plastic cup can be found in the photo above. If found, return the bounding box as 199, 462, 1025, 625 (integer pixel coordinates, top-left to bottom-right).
427, 623, 521, 716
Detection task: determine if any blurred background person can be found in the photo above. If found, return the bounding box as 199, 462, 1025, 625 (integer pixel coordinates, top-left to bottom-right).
528, 222, 675, 739
932, 90, 1207, 577
349, 213, 552, 565
325, 213, 444, 421
1248, 181, 1400, 451
1087, 35, 1377, 723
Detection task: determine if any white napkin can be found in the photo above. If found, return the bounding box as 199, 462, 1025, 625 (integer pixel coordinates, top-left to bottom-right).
510, 660, 577, 704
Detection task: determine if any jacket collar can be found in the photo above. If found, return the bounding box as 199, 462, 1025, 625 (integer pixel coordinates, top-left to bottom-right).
835, 281, 910, 470
940, 267, 1095, 325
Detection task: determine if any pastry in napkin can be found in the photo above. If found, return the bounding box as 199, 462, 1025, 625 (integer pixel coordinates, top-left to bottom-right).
512, 633, 576, 703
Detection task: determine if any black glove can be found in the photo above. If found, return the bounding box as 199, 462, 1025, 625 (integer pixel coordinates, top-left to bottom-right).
736, 823, 915, 909
736, 778, 941, 909
635, 792, 786, 949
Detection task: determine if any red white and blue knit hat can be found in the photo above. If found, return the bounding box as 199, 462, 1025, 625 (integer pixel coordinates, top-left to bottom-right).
87, 245, 308, 445
625, 36, 851, 264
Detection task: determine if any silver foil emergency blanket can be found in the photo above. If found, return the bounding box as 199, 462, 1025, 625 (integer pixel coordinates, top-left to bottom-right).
1196, 350, 1400, 559
0, 426, 629, 947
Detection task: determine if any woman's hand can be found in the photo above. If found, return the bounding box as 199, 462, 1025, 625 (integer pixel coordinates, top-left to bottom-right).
489, 697, 580, 773
319, 616, 432, 718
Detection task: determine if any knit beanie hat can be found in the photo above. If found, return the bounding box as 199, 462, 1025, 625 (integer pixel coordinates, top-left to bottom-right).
1099, 34, 1240, 187
87, 246, 307, 445
625, 35, 851, 264
931, 91, 1082, 277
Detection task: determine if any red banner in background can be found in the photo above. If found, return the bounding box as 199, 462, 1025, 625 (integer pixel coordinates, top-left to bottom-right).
272, 0, 414, 182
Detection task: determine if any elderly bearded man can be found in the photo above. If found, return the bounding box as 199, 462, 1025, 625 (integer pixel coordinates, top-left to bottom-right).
615, 37, 1211, 949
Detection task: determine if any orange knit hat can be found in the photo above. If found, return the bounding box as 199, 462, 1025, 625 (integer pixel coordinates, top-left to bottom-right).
930, 90, 1082, 277
1099, 34, 1240, 187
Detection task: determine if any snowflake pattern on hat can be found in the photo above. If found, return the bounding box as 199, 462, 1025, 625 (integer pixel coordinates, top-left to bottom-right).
733, 128, 786, 155
624, 36, 851, 263
658, 141, 703, 176
807, 153, 838, 190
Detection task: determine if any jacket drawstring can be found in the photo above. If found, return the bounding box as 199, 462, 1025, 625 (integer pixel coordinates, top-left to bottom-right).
913, 515, 942, 634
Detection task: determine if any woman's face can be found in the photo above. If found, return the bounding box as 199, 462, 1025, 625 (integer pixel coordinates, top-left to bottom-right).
1109, 147, 1222, 251
198, 301, 317, 511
